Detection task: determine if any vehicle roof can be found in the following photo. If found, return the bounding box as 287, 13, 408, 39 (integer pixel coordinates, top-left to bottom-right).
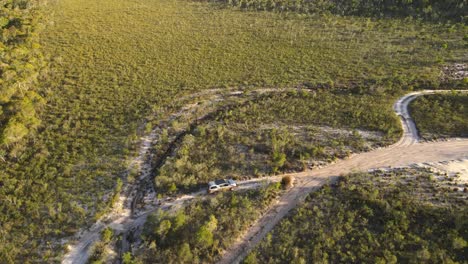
208, 179, 236, 187
214, 179, 228, 185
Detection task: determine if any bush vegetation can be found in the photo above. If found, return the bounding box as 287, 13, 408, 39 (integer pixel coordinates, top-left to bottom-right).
410, 92, 468, 140
0, 0, 46, 150
246, 169, 468, 263
88, 227, 114, 263
137, 183, 282, 263
155, 90, 401, 194
0, 0, 466, 261
280, 175, 293, 189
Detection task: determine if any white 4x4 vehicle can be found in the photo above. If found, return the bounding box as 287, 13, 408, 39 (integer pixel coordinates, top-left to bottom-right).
208, 179, 237, 194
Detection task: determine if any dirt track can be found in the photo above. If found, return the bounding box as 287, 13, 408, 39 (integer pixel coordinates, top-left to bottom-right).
217, 90, 468, 264
61, 88, 280, 264
62, 90, 467, 264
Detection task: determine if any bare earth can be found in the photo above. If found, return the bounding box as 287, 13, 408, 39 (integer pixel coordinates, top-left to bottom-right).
62, 90, 468, 264
424, 159, 468, 184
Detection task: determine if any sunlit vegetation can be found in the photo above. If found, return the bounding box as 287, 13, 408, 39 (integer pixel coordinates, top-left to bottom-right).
217, 0, 466, 22
0, 0, 46, 150
0, 0, 466, 262
137, 182, 282, 263
410, 92, 468, 140
246, 168, 468, 263
155, 90, 401, 194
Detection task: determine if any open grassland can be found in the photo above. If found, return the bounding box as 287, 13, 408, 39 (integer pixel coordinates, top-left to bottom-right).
1, 0, 467, 261
410, 92, 468, 140
246, 168, 468, 263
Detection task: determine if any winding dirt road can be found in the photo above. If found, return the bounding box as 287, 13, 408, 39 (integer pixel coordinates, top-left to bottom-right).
62, 88, 281, 264
217, 90, 468, 264
62, 90, 467, 264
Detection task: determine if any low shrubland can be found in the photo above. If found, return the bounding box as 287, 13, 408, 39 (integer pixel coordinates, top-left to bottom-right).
246, 168, 468, 263
154, 90, 401, 194
136, 182, 282, 263
410, 92, 468, 140
1, 0, 467, 261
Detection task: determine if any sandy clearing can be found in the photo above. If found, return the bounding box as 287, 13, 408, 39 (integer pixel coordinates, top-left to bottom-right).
424, 159, 468, 183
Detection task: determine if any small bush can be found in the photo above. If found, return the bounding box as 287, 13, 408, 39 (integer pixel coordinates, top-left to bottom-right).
101, 228, 113, 243
281, 175, 294, 189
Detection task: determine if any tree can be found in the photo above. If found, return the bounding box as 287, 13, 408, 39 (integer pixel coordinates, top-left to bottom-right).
101, 228, 113, 243
195, 215, 218, 248
416, 248, 431, 261
168, 183, 178, 193
195, 226, 213, 248
122, 252, 137, 264
272, 151, 286, 173
177, 243, 193, 263
206, 215, 218, 232
173, 211, 187, 231
156, 220, 172, 242
244, 252, 259, 264
1, 120, 28, 146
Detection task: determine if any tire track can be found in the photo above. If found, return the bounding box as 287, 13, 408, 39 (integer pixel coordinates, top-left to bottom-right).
62, 89, 467, 264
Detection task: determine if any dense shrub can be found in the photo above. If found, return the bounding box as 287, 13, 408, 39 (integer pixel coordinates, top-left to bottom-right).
410, 92, 468, 140
155, 90, 402, 194
0, 0, 46, 150
247, 170, 468, 263
138, 183, 282, 263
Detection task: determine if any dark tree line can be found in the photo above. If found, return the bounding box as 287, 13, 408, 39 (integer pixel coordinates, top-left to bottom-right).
217, 0, 466, 22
